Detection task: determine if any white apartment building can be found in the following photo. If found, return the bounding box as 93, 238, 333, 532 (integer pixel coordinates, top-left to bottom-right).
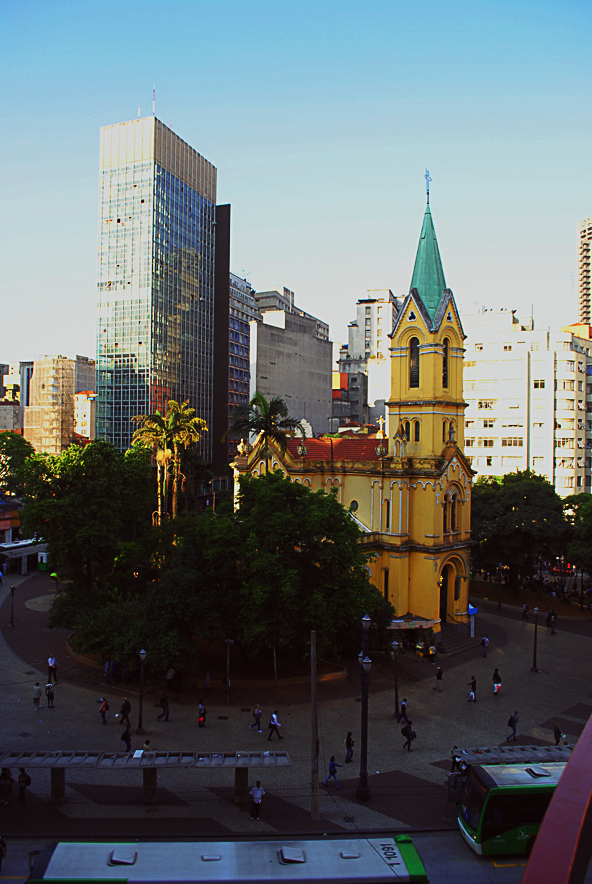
578, 217, 592, 324
463, 310, 592, 497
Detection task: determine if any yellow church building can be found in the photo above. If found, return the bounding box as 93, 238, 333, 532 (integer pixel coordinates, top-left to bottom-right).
232, 201, 473, 634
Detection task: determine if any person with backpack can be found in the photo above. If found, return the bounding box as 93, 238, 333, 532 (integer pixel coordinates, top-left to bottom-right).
344, 732, 354, 763
402, 721, 416, 751
506, 710, 519, 742
45, 683, 55, 708
267, 711, 282, 741
17, 769, 31, 804
492, 668, 502, 694
250, 704, 263, 732
397, 698, 410, 723
323, 756, 342, 789
99, 698, 109, 725
118, 698, 131, 726
480, 635, 489, 657
198, 700, 207, 728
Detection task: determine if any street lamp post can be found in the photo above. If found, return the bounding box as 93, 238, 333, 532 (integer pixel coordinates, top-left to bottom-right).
9, 585, 16, 627
531, 608, 539, 673
391, 640, 399, 719
136, 649, 147, 734
356, 614, 372, 801
224, 639, 234, 704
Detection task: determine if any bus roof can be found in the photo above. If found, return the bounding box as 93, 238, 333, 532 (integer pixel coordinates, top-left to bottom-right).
475, 761, 565, 790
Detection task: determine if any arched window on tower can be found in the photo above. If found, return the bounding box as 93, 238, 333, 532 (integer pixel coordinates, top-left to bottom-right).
450, 495, 457, 531
384, 499, 390, 531
443, 338, 449, 389
414, 420, 420, 442
383, 568, 389, 600
404, 421, 410, 441
409, 337, 420, 388
443, 494, 449, 532
442, 420, 448, 443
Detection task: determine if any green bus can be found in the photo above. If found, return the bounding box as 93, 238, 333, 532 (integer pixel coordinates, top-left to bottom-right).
458, 758, 565, 856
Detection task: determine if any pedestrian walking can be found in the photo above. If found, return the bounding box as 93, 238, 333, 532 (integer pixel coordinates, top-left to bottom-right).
0, 834, 6, 873
401, 721, 416, 751
397, 698, 409, 723
433, 667, 443, 691
545, 606, 551, 628
120, 725, 132, 752
118, 698, 131, 726
99, 698, 109, 725
250, 780, 265, 819
0, 770, 13, 805
267, 710, 283, 741
47, 655, 57, 683
166, 668, 175, 691
157, 693, 170, 722
204, 673, 211, 697
550, 608, 557, 635
250, 704, 263, 732
506, 710, 519, 742
45, 683, 54, 708
17, 769, 31, 804
344, 731, 354, 763
32, 682, 42, 709
467, 676, 477, 702
492, 668, 501, 694
198, 700, 207, 728
323, 756, 342, 788
553, 723, 562, 746
521, 603, 529, 621
480, 635, 489, 657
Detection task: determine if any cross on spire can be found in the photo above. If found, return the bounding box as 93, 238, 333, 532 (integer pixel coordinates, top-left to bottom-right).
425, 168, 432, 204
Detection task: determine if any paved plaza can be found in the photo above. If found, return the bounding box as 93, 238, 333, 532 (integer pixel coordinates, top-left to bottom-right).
0, 571, 591, 879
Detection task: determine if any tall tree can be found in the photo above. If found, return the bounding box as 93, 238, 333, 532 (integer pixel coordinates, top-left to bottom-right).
131, 401, 207, 521
0, 432, 34, 496
226, 392, 305, 472
471, 471, 569, 590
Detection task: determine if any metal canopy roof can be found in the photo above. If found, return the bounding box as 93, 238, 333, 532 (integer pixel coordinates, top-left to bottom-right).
0, 750, 290, 769
457, 744, 573, 767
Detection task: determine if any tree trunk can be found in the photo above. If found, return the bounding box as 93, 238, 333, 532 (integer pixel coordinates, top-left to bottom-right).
156, 462, 163, 526
234, 638, 250, 668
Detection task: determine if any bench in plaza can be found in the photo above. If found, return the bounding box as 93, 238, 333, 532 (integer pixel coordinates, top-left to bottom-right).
0, 749, 290, 805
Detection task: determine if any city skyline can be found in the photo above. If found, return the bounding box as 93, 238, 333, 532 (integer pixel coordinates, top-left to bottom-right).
2, 0, 591, 365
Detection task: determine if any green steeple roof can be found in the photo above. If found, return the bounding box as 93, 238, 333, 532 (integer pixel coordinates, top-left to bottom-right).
410, 205, 447, 321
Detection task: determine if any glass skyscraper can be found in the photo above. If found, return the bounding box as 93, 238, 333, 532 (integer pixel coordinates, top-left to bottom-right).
96, 117, 216, 458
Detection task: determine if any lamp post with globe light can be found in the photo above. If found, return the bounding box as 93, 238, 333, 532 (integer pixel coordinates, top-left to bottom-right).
356, 615, 372, 801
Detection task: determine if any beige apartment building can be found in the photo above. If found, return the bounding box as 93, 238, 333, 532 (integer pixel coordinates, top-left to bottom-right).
463, 310, 592, 496
23, 356, 96, 454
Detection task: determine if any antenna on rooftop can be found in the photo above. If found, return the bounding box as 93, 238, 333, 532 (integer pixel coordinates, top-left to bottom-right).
424, 168, 432, 205
137, 105, 141, 119
153, 81, 155, 116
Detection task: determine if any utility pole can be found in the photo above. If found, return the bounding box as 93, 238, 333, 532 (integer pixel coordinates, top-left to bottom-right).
310, 630, 319, 820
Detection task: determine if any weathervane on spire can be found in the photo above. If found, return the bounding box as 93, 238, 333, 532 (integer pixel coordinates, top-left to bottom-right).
425, 168, 432, 205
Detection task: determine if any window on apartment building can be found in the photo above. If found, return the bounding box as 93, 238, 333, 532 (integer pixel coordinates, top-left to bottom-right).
478, 438, 495, 447
556, 438, 574, 448
486, 456, 494, 466
409, 337, 420, 388
564, 360, 575, 371
532, 422, 545, 429
555, 458, 574, 469
481, 419, 496, 428
465, 360, 476, 368
478, 400, 497, 409
442, 338, 449, 388
533, 379, 545, 389
465, 438, 474, 447
502, 438, 523, 447
465, 419, 475, 428
530, 343, 539, 351
557, 476, 574, 488
365, 307, 371, 314
503, 344, 512, 351
475, 343, 483, 352
556, 380, 575, 391
556, 399, 575, 410
532, 457, 545, 468
579, 381, 584, 391
577, 476, 583, 487
465, 380, 476, 391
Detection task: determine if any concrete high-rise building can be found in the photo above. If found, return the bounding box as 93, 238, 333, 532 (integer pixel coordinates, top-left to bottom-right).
463, 310, 592, 496
96, 117, 216, 457
23, 356, 96, 454
249, 287, 332, 435
578, 217, 592, 324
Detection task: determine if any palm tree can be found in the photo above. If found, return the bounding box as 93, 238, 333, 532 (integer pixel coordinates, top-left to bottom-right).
131, 401, 207, 522
227, 392, 305, 472
166, 400, 207, 519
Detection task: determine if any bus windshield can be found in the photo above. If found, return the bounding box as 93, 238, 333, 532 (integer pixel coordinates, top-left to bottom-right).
461, 770, 488, 832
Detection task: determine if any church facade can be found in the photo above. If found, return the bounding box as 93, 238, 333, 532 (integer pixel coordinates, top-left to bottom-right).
232, 202, 473, 633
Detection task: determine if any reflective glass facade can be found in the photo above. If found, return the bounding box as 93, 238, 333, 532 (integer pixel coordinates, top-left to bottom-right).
96, 118, 216, 457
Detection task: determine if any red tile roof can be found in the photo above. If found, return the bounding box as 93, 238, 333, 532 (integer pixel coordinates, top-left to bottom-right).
285, 437, 382, 461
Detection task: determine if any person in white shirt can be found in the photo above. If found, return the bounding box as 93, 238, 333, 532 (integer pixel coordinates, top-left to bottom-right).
32, 682, 42, 708
267, 711, 282, 741
250, 781, 265, 820
48, 656, 57, 683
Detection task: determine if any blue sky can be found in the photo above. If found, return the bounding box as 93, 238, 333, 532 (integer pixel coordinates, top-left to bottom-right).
2, 0, 590, 362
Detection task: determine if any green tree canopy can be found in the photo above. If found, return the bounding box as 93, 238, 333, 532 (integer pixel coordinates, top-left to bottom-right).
471, 470, 569, 588
0, 432, 34, 496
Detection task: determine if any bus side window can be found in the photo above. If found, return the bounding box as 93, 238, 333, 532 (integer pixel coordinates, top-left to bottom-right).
482, 796, 517, 839
520, 792, 552, 825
